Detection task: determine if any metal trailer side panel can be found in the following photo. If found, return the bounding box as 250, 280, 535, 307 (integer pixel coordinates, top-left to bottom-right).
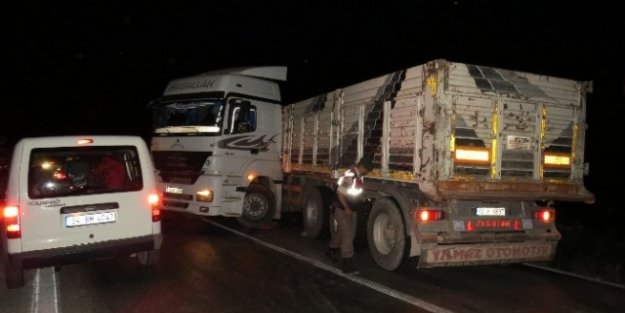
435, 60, 593, 202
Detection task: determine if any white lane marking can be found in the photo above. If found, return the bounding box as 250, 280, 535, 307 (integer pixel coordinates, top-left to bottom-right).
203, 219, 456, 313
523, 263, 625, 290
30, 267, 60, 313
30, 269, 40, 313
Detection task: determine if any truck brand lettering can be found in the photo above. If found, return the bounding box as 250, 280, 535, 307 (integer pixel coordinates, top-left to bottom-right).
218, 134, 278, 151
166, 79, 216, 92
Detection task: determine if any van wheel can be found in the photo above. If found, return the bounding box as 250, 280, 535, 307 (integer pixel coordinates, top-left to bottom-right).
367, 198, 407, 271
3, 255, 24, 288
237, 184, 276, 228
138, 250, 160, 266
302, 186, 330, 239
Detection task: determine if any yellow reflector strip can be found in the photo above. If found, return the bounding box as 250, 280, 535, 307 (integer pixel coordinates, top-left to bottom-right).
544, 153, 571, 168
454, 147, 490, 165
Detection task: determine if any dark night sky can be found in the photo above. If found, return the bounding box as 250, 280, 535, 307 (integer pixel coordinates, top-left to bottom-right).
7, 1, 625, 220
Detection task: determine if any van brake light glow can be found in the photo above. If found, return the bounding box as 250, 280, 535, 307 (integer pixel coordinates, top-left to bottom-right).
148, 193, 161, 222
3, 206, 21, 238
77, 138, 94, 145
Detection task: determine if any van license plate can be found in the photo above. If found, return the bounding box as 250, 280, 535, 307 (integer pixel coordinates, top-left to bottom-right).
65, 212, 117, 227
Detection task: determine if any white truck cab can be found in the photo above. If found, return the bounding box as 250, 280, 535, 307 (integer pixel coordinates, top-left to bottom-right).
1, 136, 162, 288
149, 67, 286, 227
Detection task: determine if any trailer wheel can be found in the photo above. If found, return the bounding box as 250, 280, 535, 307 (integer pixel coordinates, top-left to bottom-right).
3, 253, 24, 289
302, 186, 330, 239
237, 184, 276, 228
138, 249, 160, 266
367, 198, 407, 271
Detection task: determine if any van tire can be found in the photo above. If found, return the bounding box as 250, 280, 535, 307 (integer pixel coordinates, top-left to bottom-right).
4, 255, 24, 289
138, 249, 160, 266
367, 198, 407, 271
237, 184, 276, 228
302, 186, 330, 239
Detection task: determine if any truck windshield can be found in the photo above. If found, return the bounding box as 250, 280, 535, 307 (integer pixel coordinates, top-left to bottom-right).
152, 99, 224, 135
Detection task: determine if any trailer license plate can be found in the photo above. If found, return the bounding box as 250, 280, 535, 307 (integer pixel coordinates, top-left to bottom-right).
476, 207, 506, 216
65, 212, 117, 227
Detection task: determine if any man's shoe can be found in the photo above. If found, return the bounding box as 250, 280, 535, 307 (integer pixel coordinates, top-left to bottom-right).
342, 258, 359, 275
326, 248, 340, 266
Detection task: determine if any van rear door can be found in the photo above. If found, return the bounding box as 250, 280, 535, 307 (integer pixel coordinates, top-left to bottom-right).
19, 139, 153, 252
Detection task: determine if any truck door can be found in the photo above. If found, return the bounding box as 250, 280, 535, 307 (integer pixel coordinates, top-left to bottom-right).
218, 98, 259, 177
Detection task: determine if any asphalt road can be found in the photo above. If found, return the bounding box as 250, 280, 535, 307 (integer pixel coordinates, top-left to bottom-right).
1, 211, 624, 313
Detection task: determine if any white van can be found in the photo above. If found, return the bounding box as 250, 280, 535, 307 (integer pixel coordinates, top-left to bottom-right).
1, 136, 162, 288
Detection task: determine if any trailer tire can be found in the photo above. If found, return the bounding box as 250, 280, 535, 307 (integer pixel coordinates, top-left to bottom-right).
302, 186, 330, 239
237, 184, 276, 228
367, 198, 407, 271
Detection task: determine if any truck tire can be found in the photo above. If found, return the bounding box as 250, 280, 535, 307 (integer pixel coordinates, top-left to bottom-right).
3, 254, 24, 289
302, 186, 330, 239
367, 198, 407, 271
138, 249, 160, 266
237, 184, 276, 228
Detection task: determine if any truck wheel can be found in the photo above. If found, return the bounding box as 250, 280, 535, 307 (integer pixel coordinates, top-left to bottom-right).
302, 187, 330, 239
367, 198, 407, 271
3, 254, 24, 289
237, 184, 276, 228
138, 249, 160, 266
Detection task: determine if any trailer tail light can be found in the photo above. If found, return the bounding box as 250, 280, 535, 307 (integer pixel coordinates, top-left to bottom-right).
3, 205, 21, 239
534, 208, 555, 223
415, 208, 444, 223
543, 152, 571, 169
148, 193, 161, 222
454, 146, 490, 165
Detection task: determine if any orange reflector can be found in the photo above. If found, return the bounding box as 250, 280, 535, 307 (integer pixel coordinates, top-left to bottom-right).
543, 152, 571, 169
454, 146, 490, 165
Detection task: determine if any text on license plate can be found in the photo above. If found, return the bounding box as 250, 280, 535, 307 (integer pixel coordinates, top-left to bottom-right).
65, 212, 117, 227
476, 207, 506, 216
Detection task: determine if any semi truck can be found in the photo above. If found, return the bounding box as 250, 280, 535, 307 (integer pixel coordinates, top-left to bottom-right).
148, 59, 593, 270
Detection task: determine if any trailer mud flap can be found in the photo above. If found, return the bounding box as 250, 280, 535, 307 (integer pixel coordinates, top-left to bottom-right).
418, 242, 556, 268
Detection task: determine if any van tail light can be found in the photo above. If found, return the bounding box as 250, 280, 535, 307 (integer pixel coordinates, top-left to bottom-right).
534, 208, 555, 223
414, 208, 444, 223
3, 206, 21, 239
148, 193, 161, 222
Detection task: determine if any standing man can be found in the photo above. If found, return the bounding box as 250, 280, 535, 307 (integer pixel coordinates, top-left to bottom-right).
328, 155, 373, 274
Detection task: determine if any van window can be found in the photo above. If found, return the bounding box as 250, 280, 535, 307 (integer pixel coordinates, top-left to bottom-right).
28, 146, 143, 198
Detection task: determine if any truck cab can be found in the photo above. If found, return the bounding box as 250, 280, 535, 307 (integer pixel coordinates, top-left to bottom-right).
149, 67, 286, 227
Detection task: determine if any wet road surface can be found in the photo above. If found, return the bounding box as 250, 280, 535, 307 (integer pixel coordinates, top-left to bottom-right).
2, 211, 624, 313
